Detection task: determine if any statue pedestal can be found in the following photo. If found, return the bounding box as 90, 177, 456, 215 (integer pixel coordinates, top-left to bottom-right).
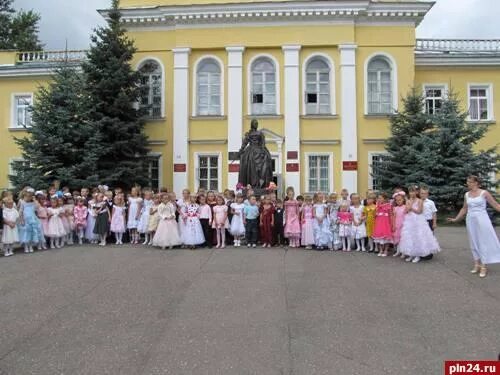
243, 188, 276, 199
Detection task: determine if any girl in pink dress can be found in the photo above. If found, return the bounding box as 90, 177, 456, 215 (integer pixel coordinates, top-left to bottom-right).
73, 197, 88, 245
300, 196, 315, 249
284, 187, 301, 248
372, 192, 393, 257
212, 195, 229, 248
337, 203, 353, 251
36, 194, 49, 250
392, 191, 407, 257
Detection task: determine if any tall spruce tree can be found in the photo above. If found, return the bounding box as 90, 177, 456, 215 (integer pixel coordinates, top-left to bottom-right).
373, 89, 498, 212
11, 65, 97, 189
82, 0, 149, 189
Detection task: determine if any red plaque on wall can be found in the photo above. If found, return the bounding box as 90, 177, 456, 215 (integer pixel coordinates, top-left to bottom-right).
286, 163, 300, 172
228, 164, 240, 173
173, 163, 186, 172
342, 161, 358, 171
287, 151, 298, 160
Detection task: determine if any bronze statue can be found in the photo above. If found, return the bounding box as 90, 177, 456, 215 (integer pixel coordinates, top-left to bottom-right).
236, 119, 273, 189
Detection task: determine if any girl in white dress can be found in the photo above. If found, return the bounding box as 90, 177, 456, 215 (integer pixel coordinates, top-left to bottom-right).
127, 187, 143, 244
230, 194, 246, 247
138, 189, 153, 245
152, 193, 181, 249
2, 197, 19, 257
176, 189, 191, 248
47, 197, 66, 249
181, 195, 205, 249
85, 194, 98, 244
110, 195, 126, 245
350, 194, 367, 252
313, 192, 331, 250
449, 176, 500, 278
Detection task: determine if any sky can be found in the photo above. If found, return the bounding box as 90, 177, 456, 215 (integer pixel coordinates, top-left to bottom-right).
13, 0, 500, 50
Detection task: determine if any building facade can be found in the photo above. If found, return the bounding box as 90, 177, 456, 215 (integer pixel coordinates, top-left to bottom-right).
0, 0, 499, 195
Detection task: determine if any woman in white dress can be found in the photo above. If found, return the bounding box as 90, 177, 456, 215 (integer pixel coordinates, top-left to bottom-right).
449, 176, 500, 278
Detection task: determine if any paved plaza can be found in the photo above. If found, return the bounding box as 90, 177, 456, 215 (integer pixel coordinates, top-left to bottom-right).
0, 227, 499, 375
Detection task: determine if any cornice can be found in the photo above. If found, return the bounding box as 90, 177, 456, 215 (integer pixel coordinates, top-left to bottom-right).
100, 0, 433, 29
415, 54, 500, 67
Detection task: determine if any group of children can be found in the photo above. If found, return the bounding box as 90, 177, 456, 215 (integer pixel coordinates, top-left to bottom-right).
1, 184, 440, 262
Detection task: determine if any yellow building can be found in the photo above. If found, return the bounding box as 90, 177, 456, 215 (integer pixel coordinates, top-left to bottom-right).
0, 0, 498, 195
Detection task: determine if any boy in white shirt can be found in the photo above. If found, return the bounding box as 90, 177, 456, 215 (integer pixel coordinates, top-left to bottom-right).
420, 187, 437, 232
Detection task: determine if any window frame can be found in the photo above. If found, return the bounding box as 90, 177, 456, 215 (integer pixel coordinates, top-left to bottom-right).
364, 53, 398, 115
194, 152, 222, 192
368, 151, 390, 191
304, 152, 334, 194
467, 83, 494, 122
136, 57, 165, 119
145, 154, 162, 192
302, 53, 336, 116
11, 93, 33, 129
247, 54, 280, 116
192, 55, 224, 117
422, 84, 448, 115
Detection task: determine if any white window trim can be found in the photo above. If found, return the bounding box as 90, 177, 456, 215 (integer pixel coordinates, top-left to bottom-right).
304, 152, 334, 194
368, 151, 389, 190
147, 152, 163, 192
364, 52, 398, 115
136, 57, 166, 118
193, 152, 222, 193
467, 83, 494, 122
302, 53, 336, 116
10, 92, 34, 129
192, 55, 225, 117
422, 83, 448, 114
247, 53, 281, 116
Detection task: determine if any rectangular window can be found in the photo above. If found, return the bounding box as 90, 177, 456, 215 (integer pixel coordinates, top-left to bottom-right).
369, 153, 389, 191
305, 71, 330, 115
424, 86, 445, 115
198, 155, 219, 191
13, 94, 33, 128
145, 157, 160, 191
469, 85, 491, 121
251, 72, 276, 115
308, 155, 330, 192
140, 73, 162, 119
368, 71, 392, 114
197, 72, 221, 116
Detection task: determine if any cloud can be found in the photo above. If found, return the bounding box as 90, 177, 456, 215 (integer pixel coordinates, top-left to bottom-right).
13, 0, 500, 50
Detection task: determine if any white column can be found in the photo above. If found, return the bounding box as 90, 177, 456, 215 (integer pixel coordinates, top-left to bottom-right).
172, 47, 191, 195
226, 46, 245, 191
282, 45, 301, 194
339, 44, 358, 193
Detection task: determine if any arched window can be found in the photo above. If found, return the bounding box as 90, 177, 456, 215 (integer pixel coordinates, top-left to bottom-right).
250, 57, 276, 115
139, 60, 162, 119
196, 58, 221, 116
305, 57, 330, 115
367, 57, 392, 114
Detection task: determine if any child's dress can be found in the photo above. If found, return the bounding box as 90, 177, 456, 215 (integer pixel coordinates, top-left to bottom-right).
152, 202, 182, 248
212, 205, 229, 229
148, 204, 160, 233
372, 202, 393, 244
350, 205, 367, 239
313, 203, 331, 247
110, 205, 126, 233
138, 198, 152, 234
46, 207, 66, 238
62, 204, 74, 235
36, 204, 49, 237
74, 205, 88, 229
363, 204, 376, 239
392, 205, 406, 245
93, 202, 109, 236
327, 202, 341, 249
2, 206, 19, 244
284, 200, 301, 240
301, 205, 315, 246
182, 204, 205, 246
85, 201, 98, 241
260, 204, 275, 245
399, 200, 440, 257
127, 197, 142, 229
337, 211, 352, 237
229, 202, 246, 237
176, 199, 187, 239
18, 201, 43, 244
